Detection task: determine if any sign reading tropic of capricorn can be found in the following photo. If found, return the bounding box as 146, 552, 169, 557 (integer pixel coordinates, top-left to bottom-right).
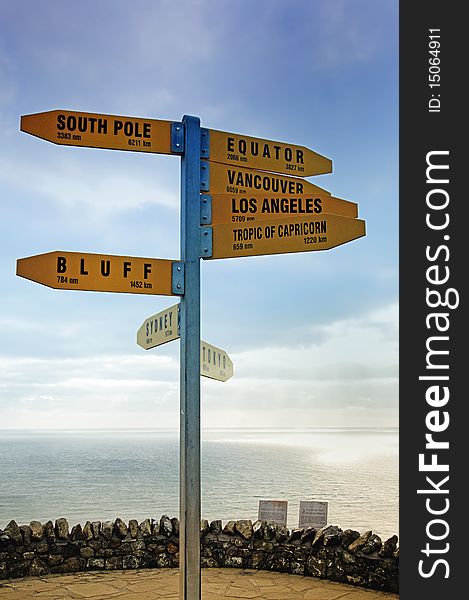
136, 304, 233, 382
18, 107, 366, 600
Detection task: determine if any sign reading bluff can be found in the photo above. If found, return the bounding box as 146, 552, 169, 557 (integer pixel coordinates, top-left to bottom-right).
20, 110, 176, 154
205, 214, 366, 259
17, 251, 177, 296
208, 129, 332, 177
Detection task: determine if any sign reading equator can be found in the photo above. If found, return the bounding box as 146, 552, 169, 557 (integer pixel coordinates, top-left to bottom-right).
16, 251, 178, 296
208, 193, 358, 224
20, 110, 176, 154
207, 129, 332, 176
205, 214, 366, 259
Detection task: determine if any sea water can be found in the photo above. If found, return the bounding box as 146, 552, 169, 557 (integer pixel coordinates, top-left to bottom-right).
0, 428, 398, 540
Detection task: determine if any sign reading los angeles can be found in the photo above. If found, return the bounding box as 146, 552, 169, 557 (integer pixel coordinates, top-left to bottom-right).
20, 110, 175, 154
205, 214, 366, 259
207, 129, 332, 176
208, 193, 358, 224
202, 161, 332, 197
17, 251, 177, 295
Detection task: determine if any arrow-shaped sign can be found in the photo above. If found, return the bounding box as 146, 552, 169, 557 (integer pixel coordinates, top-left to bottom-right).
20, 109, 178, 155
16, 251, 180, 296
206, 129, 332, 177
137, 305, 233, 382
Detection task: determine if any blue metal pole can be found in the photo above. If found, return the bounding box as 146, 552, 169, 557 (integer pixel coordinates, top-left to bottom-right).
179, 115, 201, 600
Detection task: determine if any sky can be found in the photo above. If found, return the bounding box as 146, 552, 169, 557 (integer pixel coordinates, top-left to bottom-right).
0, 0, 398, 430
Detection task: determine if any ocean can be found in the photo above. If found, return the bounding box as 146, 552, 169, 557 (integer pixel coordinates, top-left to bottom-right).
0, 428, 398, 541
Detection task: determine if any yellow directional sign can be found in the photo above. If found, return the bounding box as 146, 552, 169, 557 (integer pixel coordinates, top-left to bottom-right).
16, 251, 177, 296
209, 193, 357, 225
204, 214, 366, 260
137, 304, 180, 349
20, 110, 175, 154
200, 341, 233, 382
203, 161, 332, 197
208, 129, 332, 177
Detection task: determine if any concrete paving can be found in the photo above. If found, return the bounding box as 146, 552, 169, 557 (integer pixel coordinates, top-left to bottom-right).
0, 568, 398, 599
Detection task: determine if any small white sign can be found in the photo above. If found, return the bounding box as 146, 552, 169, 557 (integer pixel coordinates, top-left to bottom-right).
258, 500, 288, 525
298, 500, 328, 529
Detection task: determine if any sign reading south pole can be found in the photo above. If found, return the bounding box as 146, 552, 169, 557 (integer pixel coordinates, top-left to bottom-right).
17, 251, 178, 296
208, 129, 332, 177
204, 214, 366, 260
20, 110, 178, 154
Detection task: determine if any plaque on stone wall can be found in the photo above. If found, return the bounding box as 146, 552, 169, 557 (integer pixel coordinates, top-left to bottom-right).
298, 500, 328, 529
258, 500, 288, 525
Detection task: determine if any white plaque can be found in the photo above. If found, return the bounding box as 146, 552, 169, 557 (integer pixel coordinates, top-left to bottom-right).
258, 500, 288, 525
298, 500, 328, 529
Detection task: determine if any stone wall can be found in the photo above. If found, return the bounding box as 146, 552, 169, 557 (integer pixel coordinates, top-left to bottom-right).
0, 517, 399, 593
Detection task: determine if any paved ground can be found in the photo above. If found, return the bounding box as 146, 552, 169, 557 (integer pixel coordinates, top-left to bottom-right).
0, 568, 398, 599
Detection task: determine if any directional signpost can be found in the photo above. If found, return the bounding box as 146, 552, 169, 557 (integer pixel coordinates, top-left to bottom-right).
20, 109, 180, 155
136, 305, 233, 382
205, 214, 366, 260
205, 129, 332, 176
18, 108, 366, 600
201, 160, 333, 196
205, 192, 358, 226
16, 251, 181, 296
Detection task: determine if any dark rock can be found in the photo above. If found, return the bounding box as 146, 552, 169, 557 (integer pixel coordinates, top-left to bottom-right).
47, 554, 63, 567
362, 533, 382, 555
88, 557, 105, 569
288, 529, 303, 543
82, 521, 93, 541
223, 520, 236, 535
44, 521, 56, 542
123, 554, 139, 569
105, 556, 123, 570
115, 518, 128, 538
300, 527, 316, 544
306, 555, 326, 578
36, 543, 49, 554
342, 529, 360, 548
101, 521, 113, 540
20, 525, 32, 545
275, 525, 289, 543
379, 535, 398, 558
91, 521, 101, 539
167, 542, 178, 554
160, 515, 173, 537
235, 520, 253, 540
71, 524, 83, 541
30, 521, 44, 541
55, 518, 69, 540
209, 520, 222, 535
225, 555, 243, 568
252, 520, 265, 539
171, 517, 180, 536
323, 526, 343, 547
128, 520, 139, 539
52, 557, 84, 573
139, 519, 152, 537
200, 519, 210, 538
4, 521, 22, 544
348, 530, 372, 554
80, 547, 94, 559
